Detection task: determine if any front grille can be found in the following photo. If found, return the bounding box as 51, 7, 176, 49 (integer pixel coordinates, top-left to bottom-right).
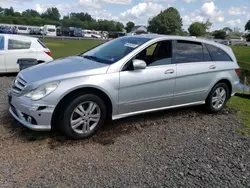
12, 75, 27, 94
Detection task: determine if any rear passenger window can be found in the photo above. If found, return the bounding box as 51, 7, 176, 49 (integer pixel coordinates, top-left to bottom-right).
0, 36, 4, 50
8, 39, 31, 50
174, 40, 203, 63
205, 44, 232, 61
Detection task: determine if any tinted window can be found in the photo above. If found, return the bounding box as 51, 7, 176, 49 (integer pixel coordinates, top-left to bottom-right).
0, 36, 4, 50
148, 41, 172, 66
203, 44, 212, 61
8, 39, 31, 50
205, 44, 232, 61
48, 29, 55, 32
132, 40, 172, 67
18, 27, 27, 30
174, 40, 203, 63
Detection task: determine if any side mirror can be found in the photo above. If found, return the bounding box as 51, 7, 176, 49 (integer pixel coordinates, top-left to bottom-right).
132, 59, 146, 70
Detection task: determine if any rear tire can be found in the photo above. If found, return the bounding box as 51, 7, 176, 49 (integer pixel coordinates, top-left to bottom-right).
58, 94, 107, 140
205, 83, 229, 113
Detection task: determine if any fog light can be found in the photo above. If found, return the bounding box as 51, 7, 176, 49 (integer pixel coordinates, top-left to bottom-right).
22, 113, 38, 125
27, 116, 32, 123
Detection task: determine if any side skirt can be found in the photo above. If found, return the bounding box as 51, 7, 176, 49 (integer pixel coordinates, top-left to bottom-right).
112, 101, 205, 120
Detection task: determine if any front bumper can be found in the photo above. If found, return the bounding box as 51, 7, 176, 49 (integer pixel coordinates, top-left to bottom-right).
8, 89, 54, 131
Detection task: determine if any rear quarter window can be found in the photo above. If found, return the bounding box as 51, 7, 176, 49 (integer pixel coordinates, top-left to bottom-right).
8, 39, 31, 50
205, 44, 232, 61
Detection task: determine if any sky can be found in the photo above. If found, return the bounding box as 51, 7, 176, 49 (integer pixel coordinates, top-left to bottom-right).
1, 0, 250, 31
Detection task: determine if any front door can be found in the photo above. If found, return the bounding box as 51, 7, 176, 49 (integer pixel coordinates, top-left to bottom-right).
118, 40, 176, 115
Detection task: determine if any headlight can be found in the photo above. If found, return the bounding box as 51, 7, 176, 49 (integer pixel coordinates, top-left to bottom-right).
26, 81, 60, 100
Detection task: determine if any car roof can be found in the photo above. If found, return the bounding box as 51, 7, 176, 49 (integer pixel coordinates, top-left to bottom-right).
127, 34, 232, 53
0, 34, 38, 41
128, 34, 214, 43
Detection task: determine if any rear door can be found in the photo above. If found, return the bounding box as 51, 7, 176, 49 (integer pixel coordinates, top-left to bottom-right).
172, 40, 216, 105
0, 35, 6, 72
5, 38, 35, 72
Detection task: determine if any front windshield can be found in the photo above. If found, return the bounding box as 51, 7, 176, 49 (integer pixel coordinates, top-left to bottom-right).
80, 37, 150, 64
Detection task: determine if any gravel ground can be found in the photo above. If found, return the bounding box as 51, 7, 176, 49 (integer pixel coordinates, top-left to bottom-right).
0, 76, 250, 188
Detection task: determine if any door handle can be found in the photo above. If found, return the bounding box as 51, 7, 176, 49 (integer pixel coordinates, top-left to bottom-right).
165, 69, 175, 74
209, 65, 216, 69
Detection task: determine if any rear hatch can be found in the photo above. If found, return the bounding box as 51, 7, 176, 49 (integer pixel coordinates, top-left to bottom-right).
37, 39, 51, 57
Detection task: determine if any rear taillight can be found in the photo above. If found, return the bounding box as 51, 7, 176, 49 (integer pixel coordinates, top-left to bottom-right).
235, 68, 240, 76
45, 51, 51, 57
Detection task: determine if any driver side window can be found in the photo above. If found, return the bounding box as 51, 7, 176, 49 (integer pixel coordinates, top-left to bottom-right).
123, 40, 173, 71
136, 40, 172, 67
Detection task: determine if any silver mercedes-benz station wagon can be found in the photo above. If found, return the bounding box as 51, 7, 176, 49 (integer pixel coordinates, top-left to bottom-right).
8, 35, 240, 139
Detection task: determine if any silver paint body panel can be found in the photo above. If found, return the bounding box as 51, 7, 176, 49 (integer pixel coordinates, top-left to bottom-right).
8, 35, 240, 131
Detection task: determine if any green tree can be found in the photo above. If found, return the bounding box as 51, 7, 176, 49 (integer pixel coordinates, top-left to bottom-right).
222, 27, 232, 34
212, 30, 227, 39
22, 9, 40, 17
4, 7, 14, 16
69, 12, 93, 22
0, 6, 4, 15
246, 34, 250, 42
125, 21, 135, 33
148, 7, 182, 34
245, 20, 250, 31
41, 7, 60, 21
204, 19, 212, 31
116, 22, 124, 32
188, 22, 206, 36
177, 29, 188, 36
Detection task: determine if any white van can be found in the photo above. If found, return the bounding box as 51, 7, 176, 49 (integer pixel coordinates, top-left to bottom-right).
17, 26, 29, 34
43, 25, 56, 36
0, 34, 53, 73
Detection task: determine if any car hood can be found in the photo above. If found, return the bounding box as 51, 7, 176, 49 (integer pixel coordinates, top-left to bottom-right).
19, 56, 109, 83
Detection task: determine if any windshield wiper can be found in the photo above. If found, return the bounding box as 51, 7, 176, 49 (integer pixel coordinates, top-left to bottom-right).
81, 55, 110, 64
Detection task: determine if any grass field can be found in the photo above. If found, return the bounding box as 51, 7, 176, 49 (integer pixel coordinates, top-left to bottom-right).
41, 39, 104, 59
231, 46, 250, 71
41, 39, 250, 134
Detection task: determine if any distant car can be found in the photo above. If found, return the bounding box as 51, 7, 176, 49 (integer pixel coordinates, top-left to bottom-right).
0, 34, 53, 73
69, 27, 83, 37
43, 25, 56, 36
8, 35, 240, 139
29, 28, 41, 35
56, 27, 70, 36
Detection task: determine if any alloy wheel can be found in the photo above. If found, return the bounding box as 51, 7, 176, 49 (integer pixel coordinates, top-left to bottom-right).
70, 101, 101, 134
212, 87, 227, 110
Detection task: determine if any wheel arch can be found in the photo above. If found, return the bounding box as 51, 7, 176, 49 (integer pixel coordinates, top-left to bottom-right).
51, 87, 113, 128
206, 78, 232, 100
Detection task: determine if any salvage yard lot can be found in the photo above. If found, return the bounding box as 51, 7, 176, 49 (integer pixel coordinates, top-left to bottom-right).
0, 39, 250, 187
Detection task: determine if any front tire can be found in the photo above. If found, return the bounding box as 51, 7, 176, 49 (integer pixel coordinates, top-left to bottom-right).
205, 83, 229, 113
58, 94, 107, 139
